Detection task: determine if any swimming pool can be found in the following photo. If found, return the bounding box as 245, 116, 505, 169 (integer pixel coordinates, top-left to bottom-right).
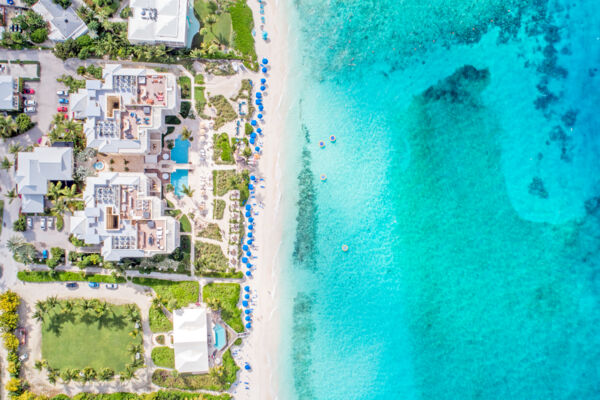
170, 169, 188, 197
170, 136, 190, 164
213, 324, 226, 350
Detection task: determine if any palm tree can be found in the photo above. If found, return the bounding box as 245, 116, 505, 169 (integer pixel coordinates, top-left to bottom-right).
8, 143, 22, 155
61, 300, 74, 314
181, 127, 192, 141
4, 188, 17, 204
0, 115, 17, 139
60, 184, 80, 208
181, 184, 195, 198
80, 299, 93, 314
1, 156, 13, 171
47, 181, 63, 202
32, 310, 44, 323
7, 236, 25, 253
127, 343, 142, 355
51, 113, 64, 128
46, 296, 58, 309
51, 199, 67, 217
94, 301, 108, 317
35, 300, 47, 314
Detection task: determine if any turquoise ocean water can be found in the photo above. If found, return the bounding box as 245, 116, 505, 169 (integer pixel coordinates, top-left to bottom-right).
278, 0, 600, 399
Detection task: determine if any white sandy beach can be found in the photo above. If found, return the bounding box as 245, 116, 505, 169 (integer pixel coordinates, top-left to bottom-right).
228, 1, 291, 399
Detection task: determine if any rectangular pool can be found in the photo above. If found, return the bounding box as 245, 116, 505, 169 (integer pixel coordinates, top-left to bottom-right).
170, 136, 190, 164
171, 169, 189, 197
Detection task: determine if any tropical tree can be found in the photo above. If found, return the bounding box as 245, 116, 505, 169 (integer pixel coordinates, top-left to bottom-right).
98, 367, 114, 381
34, 360, 44, 371
181, 127, 192, 141
181, 184, 195, 198
1, 156, 13, 171
47, 181, 63, 202
32, 310, 44, 323
34, 300, 47, 315
0, 116, 18, 139
46, 296, 58, 309
209, 365, 226, 383
6, 236, 25, 253
60, 184, 80, 208
61, 300, 74, 314
8, 143, 22, 155
127, 343, 142, 355
80, 299, 93, 314
94, 301, 107, 317
4, 188, 17, 204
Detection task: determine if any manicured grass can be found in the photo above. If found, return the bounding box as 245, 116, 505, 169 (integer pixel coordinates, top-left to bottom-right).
152, 349, 238, 391
151, 347, 175, 368
178, 76, 191, 99
195, 86, 206, 114
179, 214, 192, 233
202, 283, 243, 332
41, 301, 140, 371
213, 199, 226, 220
149, 305, 173, 333
229, 0, 257, 67
17, 271, 125, 283
195, 74, 205, 84
132, 278, 199, 310
197, 223, 222, 241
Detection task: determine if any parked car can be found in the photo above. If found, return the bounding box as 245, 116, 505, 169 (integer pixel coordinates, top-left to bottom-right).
106, 283, 118, 290
24, 99, 36, 106
22, 88, 34, 94
16, 328, 26, 345
42, 249, 48, 259
40, 217, 46, 230
66, 282, 78, 289
58, 98, 69, 104
57, 106, 68, 112
26, 217, 32, 229
57, 90, 67, 96
49, 217, 54, 229
88, 282, 100, 289
24, 106, 36, 113
19, 353, 28, 361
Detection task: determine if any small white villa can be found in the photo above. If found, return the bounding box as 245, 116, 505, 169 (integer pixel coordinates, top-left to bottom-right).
32, 0, 88, 42
15, 146, 73, 213
127, 0, 190, 48
0, 76, 18, 111
173, 308, 209, 373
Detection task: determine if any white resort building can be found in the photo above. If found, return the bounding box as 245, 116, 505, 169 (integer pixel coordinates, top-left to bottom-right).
70, 172, 179, 261
0, 75, 19, 111
69, 64, 177, 156
15, 146, 74, 213
127, 0, 190, 48
173, 308, 210, 373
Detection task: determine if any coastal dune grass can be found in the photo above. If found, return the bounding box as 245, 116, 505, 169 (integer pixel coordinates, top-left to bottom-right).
132, 278, 199, 310
202, 283, 243, 332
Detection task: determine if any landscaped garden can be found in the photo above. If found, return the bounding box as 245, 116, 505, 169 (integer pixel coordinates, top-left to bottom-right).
212, 169, 250, 204
202, 283, 243, 332
151, 347, 175, 368
37, 299, 143, 378
152, 349, 238, 391
132, 278, 199, 310
194, 241, 241, 278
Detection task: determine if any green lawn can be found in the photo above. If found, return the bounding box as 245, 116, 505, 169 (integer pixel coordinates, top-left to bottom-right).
202, 283, 243, 332
41, 302, 140, 372
178, 76, 191, 99
193, 0, 233, 47
132, 278, 199, 310
151, 347, 175, 368
179, 214, 192, 233
149, 304, 173, 333
195, 86, 206, 114
229, 0, 257, 67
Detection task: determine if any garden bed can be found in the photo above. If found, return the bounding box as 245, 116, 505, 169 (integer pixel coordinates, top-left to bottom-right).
202, 283, 243, 332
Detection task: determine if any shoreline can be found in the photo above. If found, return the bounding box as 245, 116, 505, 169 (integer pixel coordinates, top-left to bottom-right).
231, 0, 292, 398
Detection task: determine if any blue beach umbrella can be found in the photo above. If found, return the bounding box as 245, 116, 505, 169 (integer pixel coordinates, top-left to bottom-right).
257, 128, 262, 133
255, 99, 261, 105
257, 113, 263, 119
246, 251, 252, 257
248, 217, 254, 223
250, 120, 257, 126
258, 105, 264, 111
245, 204, 251, 210
247, 239, 253, 245
245, 309, 252, 314
246, 271, 252, 277
262, 67, 267, 73
242, 245, 249, 251
255, 146, 261, 152
245, 211, 251, 217
250, 132, 257, 138
248, 225, 254, 230
249, 184, 254, 190
249, 138, 255, 145
262, 58, 268, 64
244, 286, 250, 292
247, 232, 253, 238
246, 263, 252, 268
243, 301, 249, 307
246, 323, 252, 329
244, 294, 250, 299
244, 363, 251, 370
250, 175, 256, 180
260, 85, 266, 91
260, 78, 266, 84
245, 316, 251, 321
242, 257, 248, 263
256, 92, 262, 99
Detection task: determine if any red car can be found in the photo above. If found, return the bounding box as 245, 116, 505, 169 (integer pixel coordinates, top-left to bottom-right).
57, 106, 68, 112
22, 88, 34, 94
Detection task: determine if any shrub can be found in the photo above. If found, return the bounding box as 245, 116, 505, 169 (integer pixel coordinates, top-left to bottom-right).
194, 74, 204, 84
213, 199, 225, 220
69, 235, 86, 247
151, 347, 174, 368
47, 247, 65, 268
178, 76, 191, 99
180, 101, 191, 119
120, 6, 132, 18
2, 332, 19, 352
149, 305, 172, 332
156, 335, 165, 345
197, 224, 222, 241
12, 216, 26, 232
165, 116, 181, 125
17, 271, 125, 283
30, 28, 48, 43
16, 113, 33, 133
244, 122, 253, 136
209, 95, 236, 129
56, 214, 64, 231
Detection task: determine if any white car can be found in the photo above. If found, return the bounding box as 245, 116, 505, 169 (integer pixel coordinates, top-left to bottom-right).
24, 99, 36, 106
48, 217, 54, 229
24, 106, 36, 113
26, 217, 32, 230
19, 353, 28, 361
40, 217, 46, 230
57, 90, 67, 96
